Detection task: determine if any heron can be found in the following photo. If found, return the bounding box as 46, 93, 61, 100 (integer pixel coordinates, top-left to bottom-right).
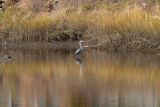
75, 40, 88, 56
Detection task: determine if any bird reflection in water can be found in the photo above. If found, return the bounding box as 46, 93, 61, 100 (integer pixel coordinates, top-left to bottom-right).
75, 58, 83, 74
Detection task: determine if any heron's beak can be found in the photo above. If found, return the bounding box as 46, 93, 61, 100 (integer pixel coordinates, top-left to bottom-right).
80, 41, 88, 43
83, 45, 88, 47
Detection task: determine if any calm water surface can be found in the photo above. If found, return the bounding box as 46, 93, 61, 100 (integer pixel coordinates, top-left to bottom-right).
0, 49, 160, 107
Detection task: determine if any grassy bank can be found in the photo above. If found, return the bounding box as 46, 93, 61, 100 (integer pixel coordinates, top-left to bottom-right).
1, 1, 160, 51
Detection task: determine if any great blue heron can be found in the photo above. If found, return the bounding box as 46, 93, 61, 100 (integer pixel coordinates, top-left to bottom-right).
75, 40, 88, 56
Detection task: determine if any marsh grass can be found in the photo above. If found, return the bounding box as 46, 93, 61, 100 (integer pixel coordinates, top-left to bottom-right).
1, 2, 160, 50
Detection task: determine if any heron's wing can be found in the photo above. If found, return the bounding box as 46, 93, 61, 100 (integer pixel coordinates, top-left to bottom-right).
75, 48, 82, 55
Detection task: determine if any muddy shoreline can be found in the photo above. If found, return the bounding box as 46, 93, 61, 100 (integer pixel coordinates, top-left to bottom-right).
0, 41, 96, 50
1, 41, 160, 54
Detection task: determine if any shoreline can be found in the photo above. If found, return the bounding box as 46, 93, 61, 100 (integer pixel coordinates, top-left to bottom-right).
1, 41, 160, 53
0, 41, 97, 50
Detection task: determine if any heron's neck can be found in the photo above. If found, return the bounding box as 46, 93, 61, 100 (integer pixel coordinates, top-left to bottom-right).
79, 42, 82, 48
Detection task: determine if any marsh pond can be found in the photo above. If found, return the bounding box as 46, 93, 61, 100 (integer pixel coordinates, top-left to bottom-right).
0, 49, 160, 107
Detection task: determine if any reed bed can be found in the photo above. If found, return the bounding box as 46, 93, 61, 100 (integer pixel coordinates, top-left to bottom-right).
1, 3, 160, 51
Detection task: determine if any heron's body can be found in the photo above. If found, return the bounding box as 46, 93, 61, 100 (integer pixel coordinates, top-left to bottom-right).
75, 41, 88, 56
75, 47, 83, 55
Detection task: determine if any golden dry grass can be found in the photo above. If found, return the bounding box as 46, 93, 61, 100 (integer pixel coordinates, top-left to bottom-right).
1, 3, 160, 50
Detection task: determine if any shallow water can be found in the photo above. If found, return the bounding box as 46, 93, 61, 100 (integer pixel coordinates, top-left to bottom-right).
0, 49, 160, 107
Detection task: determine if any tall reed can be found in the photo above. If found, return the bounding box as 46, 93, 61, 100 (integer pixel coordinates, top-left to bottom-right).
1, 3, 160, 50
